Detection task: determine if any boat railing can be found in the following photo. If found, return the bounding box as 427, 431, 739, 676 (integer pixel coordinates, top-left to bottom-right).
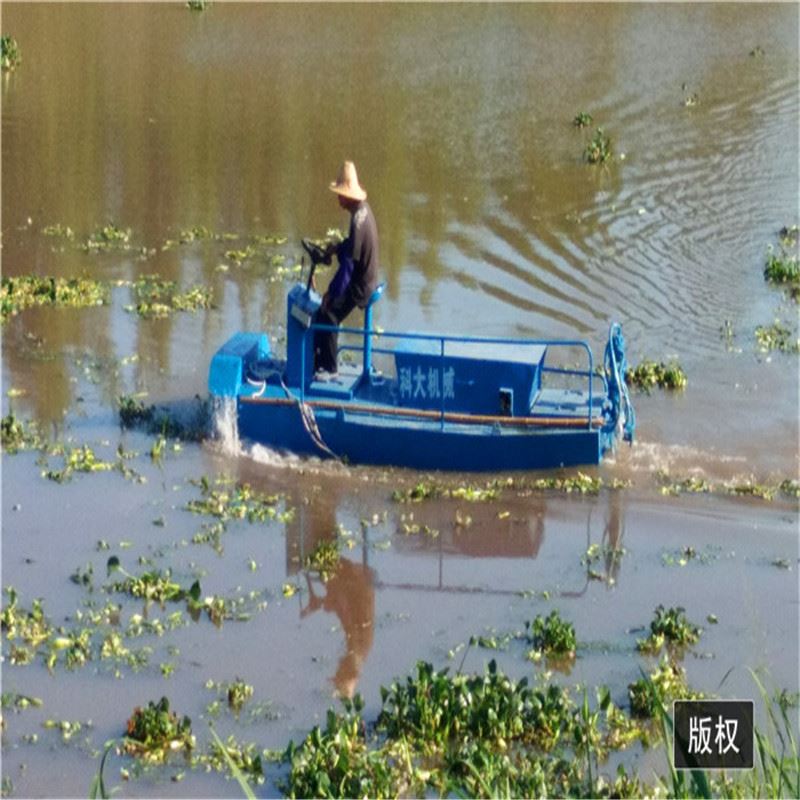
302, 323, 599, 428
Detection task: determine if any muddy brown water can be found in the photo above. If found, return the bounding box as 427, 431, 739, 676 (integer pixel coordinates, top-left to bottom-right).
1, 4, 798, 797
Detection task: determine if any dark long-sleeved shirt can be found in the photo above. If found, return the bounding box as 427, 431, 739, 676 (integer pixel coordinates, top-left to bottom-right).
327, 201, 379, 308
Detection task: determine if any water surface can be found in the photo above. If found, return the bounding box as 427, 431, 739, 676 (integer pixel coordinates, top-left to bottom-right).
2, 3, 798, 797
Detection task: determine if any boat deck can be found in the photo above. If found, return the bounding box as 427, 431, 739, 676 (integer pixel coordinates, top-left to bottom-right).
531, 388, 605, 419
300, 366, 604, 424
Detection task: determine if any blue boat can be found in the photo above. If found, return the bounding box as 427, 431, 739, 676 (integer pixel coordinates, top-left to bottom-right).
209, 243, 635, 471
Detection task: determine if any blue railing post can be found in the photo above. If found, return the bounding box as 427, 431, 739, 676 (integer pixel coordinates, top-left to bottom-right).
363, 304, 373, 379
362, 283, 385, 381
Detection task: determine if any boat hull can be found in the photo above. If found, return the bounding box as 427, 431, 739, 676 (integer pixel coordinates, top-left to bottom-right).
239, 399, 605, 471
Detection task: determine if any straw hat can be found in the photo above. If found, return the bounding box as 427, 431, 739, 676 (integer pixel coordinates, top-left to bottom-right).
329, 160, 367, 202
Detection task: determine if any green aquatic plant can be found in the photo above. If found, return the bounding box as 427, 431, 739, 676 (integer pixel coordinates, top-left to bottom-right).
251, 232, 288, 246
531, 471, 603, 494
186, 0, 209, 9
185, 479, 284, 523
636, 605, 701, 654
755, 321, 800, 353
43, 717, 91, 742
649, 671, 799, 800
205, 729, 265, 791
227, 679, 254, 712
106, 556, 199, 605
41, 444, 117, 482
82, 223, 132, 252
303, 540, 341, 581
205, 678, 255, 714
764, 247, 799, 285
378, 660, 574, 753
224, 246, 257, 264
1, 692, 43, 711
585, 128, 612, 164
286, 696, 402, 799
628, 657, 702, 719
391, 481, 444, 502
573, 111, 593, 128
655, 470, 799, 502
763, 229, 799, 303
525, 610, 577, 659
391, 478, 504, 503
123, 697, 194, 762
1, 35, 21, 71
725, 480, 779, 500
1, 588, 53, 662
1, 413, 44, 453
42, 223, 75, 240
1, 275, 109, 322
778, 224, 798, 248
626, 359, 687, 391
299, 660, 617, 797
125, 274, 214, 317
657, 472, 712, 496
179, 225, 213, 242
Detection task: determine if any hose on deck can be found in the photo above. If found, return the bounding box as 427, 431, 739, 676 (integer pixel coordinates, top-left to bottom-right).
603, 323, 635, 444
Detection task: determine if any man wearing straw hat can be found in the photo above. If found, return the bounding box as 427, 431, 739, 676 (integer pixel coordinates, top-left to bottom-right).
313, 160, 380, 379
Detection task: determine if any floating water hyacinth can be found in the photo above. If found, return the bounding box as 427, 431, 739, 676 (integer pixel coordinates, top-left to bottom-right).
123, 697, 195, 762
625, 359, 687, 391
1, 276, 109, 322
125, 274, 214, 317
525, 609, 577, 659
755, 321, 799, 353
573, 111, 593, 128
585, 128, 613, 164
1, 35, 21, 71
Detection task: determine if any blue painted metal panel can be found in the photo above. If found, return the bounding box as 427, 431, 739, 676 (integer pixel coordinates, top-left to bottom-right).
394, 338, 545, 417
286, 284, 321, 388
208, 332, 270, 397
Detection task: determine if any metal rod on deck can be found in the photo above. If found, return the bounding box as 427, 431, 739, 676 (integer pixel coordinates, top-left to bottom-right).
241, 395, 602, 429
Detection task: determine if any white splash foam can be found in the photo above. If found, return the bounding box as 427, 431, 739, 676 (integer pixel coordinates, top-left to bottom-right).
211, 396, 240, 456
613, 439, 750, 483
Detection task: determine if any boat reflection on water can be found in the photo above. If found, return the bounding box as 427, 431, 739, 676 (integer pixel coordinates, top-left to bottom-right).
282, 483, 626, 696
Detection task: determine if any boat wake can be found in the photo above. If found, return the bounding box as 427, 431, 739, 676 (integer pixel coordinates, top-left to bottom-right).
210, 396, 354, 475
609, 439, 765, 486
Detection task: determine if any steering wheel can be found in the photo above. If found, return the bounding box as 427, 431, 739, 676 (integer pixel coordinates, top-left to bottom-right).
301, 238, 330, 265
